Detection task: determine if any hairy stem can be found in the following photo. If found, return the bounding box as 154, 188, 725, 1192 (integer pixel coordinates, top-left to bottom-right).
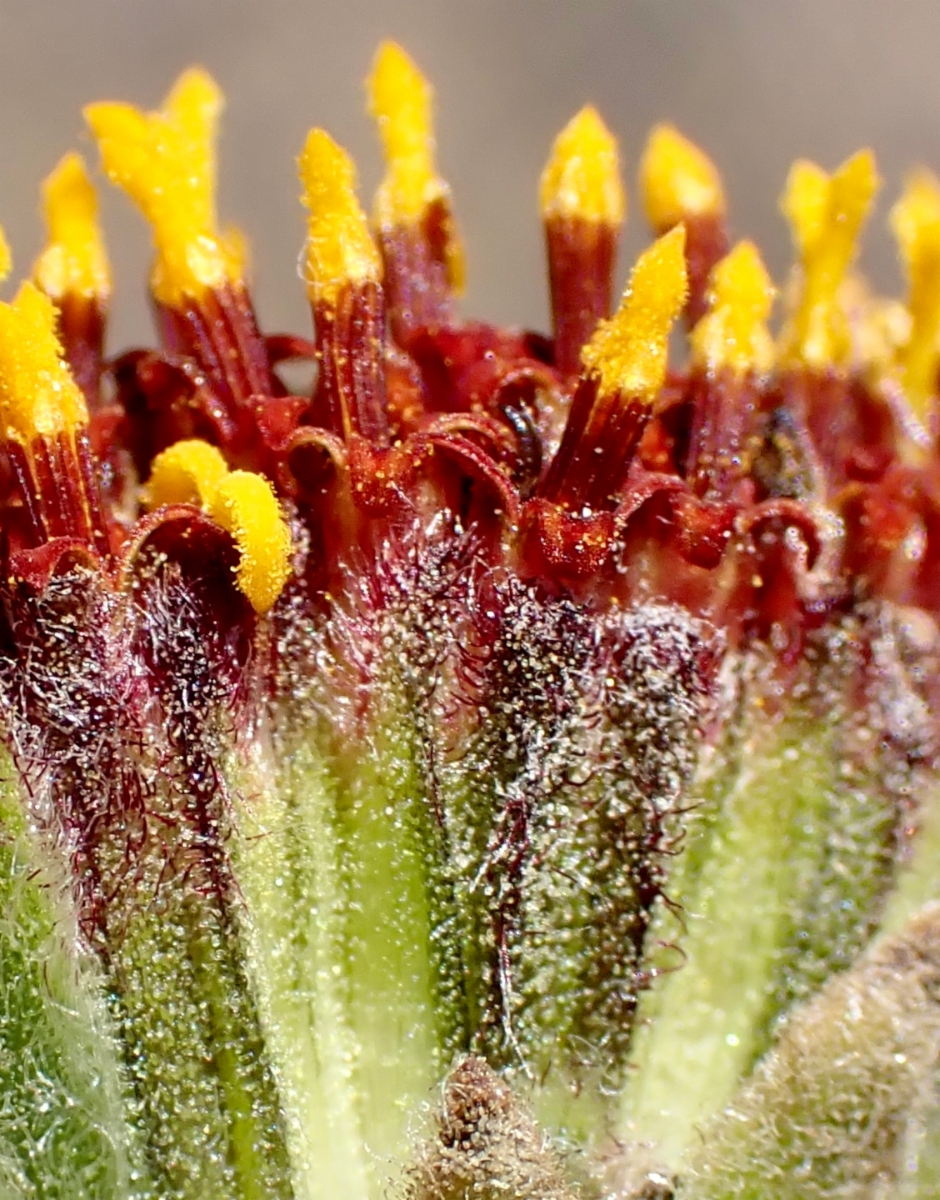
0, 754, 154, 1199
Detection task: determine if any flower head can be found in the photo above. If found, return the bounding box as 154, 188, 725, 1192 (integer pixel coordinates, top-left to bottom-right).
0, 39, 939, 1200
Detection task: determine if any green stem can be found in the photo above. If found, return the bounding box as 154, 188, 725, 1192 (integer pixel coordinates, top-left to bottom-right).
621, 702, 893, 1170
232, 729, 370, 1200
899, 1097, 940, 1200
104, 808, 293, 1200
881, 772, 940, 935
333, 706, 447, 1175
233, 690, 457, 1200
680, 904, 940, 1199
0, 755, 154, 1199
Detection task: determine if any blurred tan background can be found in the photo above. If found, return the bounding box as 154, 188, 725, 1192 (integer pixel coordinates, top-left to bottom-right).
2, 0, 940, 352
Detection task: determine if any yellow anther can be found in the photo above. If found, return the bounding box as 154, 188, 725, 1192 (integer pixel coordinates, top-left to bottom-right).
0, 227, 11, 285
209, 471, 293, 614
85, 68, 240, 307
367, 41, 465, 291
33, 153, 111, 303
640, 124, 725, 231
691, 241, 775, 376
580, 225, 688, 401
779, 149, 880, 371
891, 169, 940, 422
144, 439, 292, 613
298, 128, 382, 309
540, 106, 626, 226
0, 281, 88, 444
142, 438, 230, 509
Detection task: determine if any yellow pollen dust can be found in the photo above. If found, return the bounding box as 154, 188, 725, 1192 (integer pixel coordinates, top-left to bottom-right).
779, 149, 880, 371
33, 153, 111, 303
540, 106, 626, 226
580, 224, 688, 401
691, 241, 776, 376
891, 169, 940, 424
144, 438, 292, 614
85, 68, 241, 307
299, 129, 382, 309
0, 281, 88, 445
640, 124, 725, 231
367, 41, 465, 292
0, 227, 11, 284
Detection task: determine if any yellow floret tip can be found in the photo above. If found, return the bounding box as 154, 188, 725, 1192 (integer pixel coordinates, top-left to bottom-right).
640, 124, 725, 231
142, 438, 230, 509
850, 289, 910, 383
779, 149, 880, 371
209, 472, 293, 614
299, 128, 382, 308
0, 227, 11, 285
891, 169, 940, 424
367, 41, 465, 292
33, 153, 111, 303
540, 106, 626, 226
368, 41, 442, 224
0, 282, 88, 444
85, 68, 241, 307
691, 241, 776, 376
144, 439, 292, 613
581, 224, 688, 401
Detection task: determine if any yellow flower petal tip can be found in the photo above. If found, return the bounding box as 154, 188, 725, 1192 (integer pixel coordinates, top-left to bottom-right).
84, 68, 240, 306
691, 241, 776, 376
779, 149, 880, 370
145, 438, 292, 614
0, 227, 11, 285
640, 123, 725, 231
298, 128, 381, 308
540, 105, 626, 226
891, 169, 940, 423
0, 281, 88, 444
581, 224, 688, 402
33, 153, 111, 303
